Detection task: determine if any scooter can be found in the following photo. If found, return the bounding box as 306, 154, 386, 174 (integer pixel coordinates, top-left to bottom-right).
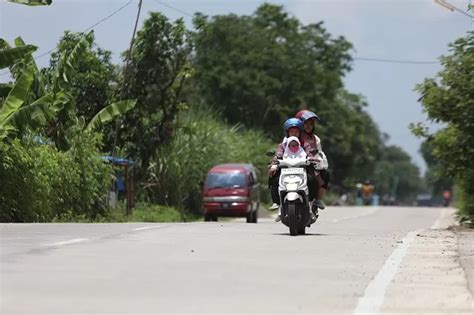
276, 157, 317, 236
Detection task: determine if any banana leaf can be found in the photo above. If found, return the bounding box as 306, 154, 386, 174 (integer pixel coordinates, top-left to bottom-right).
7, 0, 52, 5
0, 45, 37, 69
86, 100, 137, 131
0, 67, 34, 124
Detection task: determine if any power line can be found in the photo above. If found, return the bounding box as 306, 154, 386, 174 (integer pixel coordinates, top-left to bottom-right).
150, 1, 439, 65
0, 0, 134, 77
83, 0, 135, 32
152, 0, 193, 17
353, 57, 438, 65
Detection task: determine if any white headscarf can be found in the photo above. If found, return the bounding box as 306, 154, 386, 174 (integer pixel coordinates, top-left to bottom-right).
283, 136, 307, 159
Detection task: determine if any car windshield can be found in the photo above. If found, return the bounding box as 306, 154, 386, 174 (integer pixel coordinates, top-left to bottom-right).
206, 172, 246, 188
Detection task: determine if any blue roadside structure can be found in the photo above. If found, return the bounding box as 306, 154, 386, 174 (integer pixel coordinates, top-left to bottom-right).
33, 135, 53, 145
102, 156, 135, 215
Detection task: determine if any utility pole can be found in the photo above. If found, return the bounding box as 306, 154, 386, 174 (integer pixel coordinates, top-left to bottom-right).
123, 0, 144, 78
109, 0, 143, 214
111, 0, 143, 161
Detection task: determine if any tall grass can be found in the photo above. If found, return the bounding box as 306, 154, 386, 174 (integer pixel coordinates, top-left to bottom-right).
143, 106, 274, 213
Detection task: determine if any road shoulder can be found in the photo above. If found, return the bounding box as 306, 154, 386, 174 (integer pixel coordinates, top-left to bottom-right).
457, 227, 474, 298
382, 228, 474, 314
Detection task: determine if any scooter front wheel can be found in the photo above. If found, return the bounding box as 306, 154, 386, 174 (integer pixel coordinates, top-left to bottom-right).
288, 203, 298, 236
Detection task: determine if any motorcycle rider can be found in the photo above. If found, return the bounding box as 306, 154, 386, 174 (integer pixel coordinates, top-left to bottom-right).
296, 110, 330, 211
361, 180, 374, 205
268, 118, 317, 222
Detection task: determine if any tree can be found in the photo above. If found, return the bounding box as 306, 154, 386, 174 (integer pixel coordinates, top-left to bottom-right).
39, 31, 134, 150
45, 31, 118, 123
117, 12, 192, 170
419, 140, 452, 196
316, 90, 383, 186
190, 4, 352, 137
412, 31, 474, 219
373, 145, 422, 204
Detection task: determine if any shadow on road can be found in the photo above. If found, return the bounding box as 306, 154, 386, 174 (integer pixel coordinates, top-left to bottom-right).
272, 232, 330, 237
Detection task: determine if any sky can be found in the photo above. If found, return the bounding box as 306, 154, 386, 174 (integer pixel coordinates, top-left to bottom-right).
1, 0, 473, 173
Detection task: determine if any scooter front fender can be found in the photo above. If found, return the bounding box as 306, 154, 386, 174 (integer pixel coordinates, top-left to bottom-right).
284, 192, 303, 203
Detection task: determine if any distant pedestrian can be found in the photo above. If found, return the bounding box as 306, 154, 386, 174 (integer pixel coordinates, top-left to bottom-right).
443, 189, 452, 207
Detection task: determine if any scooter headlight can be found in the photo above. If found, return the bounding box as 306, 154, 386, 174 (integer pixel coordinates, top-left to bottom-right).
283, 175, 303, 185
283, 175, 303, 190
285, 183, 299, 191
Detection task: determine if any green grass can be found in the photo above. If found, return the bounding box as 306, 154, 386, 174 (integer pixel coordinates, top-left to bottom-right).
52, 202, 201, 223
106, 203, 201, 223
129, 203, 196, 222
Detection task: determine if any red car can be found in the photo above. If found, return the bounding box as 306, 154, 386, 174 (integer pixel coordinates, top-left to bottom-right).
202, 164, 260, 223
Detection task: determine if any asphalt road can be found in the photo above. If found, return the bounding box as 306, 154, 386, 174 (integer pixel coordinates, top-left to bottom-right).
1, 206, 473, 314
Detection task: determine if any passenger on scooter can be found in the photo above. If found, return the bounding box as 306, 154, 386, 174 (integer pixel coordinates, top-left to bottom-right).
268, 119, 303, 211
296, 110, 330, 211
283, 136, 307, 159
268, 118, 303, 172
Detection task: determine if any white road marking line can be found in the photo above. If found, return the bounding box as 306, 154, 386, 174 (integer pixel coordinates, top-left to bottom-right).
431, 208, 453, 229
132, 226, 162, 231
353, 229, 421, 315
331, 207, 379, 223
43, 238, 89, 247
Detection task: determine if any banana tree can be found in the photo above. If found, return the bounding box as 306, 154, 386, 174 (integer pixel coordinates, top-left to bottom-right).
0, 65, 66, 139
0, 39, 65, 138
0, 35, 84, 140
1, 35, 136, 142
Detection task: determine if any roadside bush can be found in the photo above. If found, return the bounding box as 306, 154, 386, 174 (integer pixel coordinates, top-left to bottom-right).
66, 131, 112, 219
0, 139, 51, 222
457, 173, 474, 224
0, 133, 111, 222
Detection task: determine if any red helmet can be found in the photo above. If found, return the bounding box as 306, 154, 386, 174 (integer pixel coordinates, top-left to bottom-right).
296, 109, 320, 122
295, 109, 309, 119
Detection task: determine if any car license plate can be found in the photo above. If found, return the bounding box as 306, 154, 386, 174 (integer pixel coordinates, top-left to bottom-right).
222, 203, 230, 208
281, 168, 305, 175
